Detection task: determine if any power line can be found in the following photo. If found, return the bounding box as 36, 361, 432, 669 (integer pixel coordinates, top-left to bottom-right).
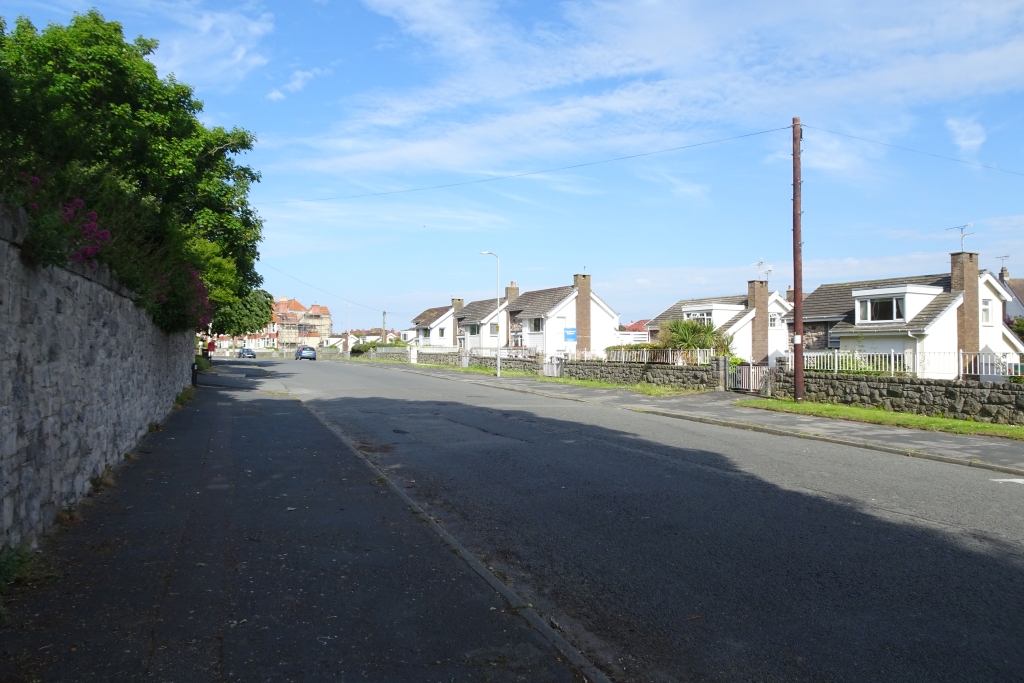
253, 126, 793, 205
260, 262, 415, 316
802, 124, 1024, 177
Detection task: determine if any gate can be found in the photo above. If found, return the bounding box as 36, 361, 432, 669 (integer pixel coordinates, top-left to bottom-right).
543, 358, 563, 377
729, 364, 770, 393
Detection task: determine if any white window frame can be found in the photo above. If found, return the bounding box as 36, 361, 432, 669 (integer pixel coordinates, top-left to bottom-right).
684, 311, 712, 322
530, 318, 543, 332
490, 323, 499, 336
439, 327, 445, 337
981, 299, 992, 325
422, 328, 430, 338
856, 297, 905, 323
469, 324, 480, 336
769, 313, 781, 329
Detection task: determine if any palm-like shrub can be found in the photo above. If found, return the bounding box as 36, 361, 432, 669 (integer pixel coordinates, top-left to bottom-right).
659, 319, 734, 355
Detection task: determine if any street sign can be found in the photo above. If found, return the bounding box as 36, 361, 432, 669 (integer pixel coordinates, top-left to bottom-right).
564, 327, 577, 341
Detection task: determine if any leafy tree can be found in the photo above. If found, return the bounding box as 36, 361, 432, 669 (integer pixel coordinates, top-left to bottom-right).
659, 319, 734, 355
0, 11, 263, 331
1010, 317, 1024, 343
211, 289, 273, 337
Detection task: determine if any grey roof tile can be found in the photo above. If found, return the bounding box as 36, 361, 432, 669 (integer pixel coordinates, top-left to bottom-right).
412, 306, 451, 326
455, 298, 505, 324
1004, 278, 1024, 306
647, 294, 747, 330
788, 273, 951, 323
720, 309, 753, 332
830, 291, 961, 335
507, 286, 575, 319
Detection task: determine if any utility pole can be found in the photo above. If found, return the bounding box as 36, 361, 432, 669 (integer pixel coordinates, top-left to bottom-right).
382, 311, 387, 344
792, 117, 805, 402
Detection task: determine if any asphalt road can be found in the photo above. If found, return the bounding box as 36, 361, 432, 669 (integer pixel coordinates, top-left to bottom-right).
265, 358, 1024, 683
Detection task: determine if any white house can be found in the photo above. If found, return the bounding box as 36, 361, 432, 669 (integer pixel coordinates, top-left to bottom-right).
506, 274, 620, 360
410, 300, 460, 347
645, 281, 794, 366
455, 290, 511, 350
788, 251, 1024, 379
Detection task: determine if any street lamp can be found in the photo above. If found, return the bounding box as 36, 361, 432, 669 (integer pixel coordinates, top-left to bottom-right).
480, 251, 501, 377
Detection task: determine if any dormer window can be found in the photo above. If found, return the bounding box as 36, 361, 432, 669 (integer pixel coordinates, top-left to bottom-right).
857, 297, 905, 323
684, 311, 712, 322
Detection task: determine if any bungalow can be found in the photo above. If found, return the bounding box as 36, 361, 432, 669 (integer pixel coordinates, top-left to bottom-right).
455, 285, 515, 349
645, 281, 794, 366
506, 274, 620, 360
785, 251, 1024, 378
410, 300, 461, 347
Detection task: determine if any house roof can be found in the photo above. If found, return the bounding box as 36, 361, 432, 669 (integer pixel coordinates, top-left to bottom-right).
275, 298, 308, 314
308, 304, 331, 316
623, 319, 649, 332
788, 273, 951, 323
1004, 278, 1024, 307
456, 298, 506, 324
412, 306, 451, 326
507, 286, 575, 319
720, 309, 754, 332
829, 291, 961, 335
647, 295, 748, 330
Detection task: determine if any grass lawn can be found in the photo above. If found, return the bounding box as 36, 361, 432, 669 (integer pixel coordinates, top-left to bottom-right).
533, 376, 707, 397
736, 398, 1024, 441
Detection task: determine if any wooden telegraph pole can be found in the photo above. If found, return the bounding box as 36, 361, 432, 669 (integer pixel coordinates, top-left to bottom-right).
792, 117, 805, 402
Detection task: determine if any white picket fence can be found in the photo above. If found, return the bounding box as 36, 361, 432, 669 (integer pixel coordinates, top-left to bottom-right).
564, 348, 715, 365
468, 347, 540, 359
792, 350, 1024, 379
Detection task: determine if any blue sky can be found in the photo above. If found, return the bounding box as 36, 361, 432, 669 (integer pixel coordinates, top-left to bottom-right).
7, 1, 1024, 331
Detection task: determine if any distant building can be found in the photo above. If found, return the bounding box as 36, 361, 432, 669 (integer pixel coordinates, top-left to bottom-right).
267, 297, 333, 350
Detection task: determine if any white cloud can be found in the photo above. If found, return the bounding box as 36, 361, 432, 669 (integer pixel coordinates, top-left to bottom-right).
266, 68, 328, 100
267, 89, 285, 101
945, 117, 987, 156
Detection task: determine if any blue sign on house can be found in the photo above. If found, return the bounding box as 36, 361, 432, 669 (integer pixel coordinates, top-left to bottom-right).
564, 327, 577, 341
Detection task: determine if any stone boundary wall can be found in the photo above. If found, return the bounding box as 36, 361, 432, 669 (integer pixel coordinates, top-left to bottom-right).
470, 356, 542, 374
772, 371, 1024, 424
563, 359, 727, 390
1, 203, 194, 548
373, 347, 411, 361
417, 351, 459, 366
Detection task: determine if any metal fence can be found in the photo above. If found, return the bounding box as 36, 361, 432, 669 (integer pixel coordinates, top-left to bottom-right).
793, 350, 1024, 379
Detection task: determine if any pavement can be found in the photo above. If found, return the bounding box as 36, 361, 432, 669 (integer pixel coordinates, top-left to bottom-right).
0, 368, 585, 683
4, 358, 1023, 682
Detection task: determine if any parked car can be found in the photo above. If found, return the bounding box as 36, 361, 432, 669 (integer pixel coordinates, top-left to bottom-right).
237, 348, 256, 358
295, 345, 317, 361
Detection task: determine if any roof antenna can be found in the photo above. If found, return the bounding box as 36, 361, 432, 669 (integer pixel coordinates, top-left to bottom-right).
946, 223, 974, 251
752, 259, 772, 282
997, 255, 1010, 269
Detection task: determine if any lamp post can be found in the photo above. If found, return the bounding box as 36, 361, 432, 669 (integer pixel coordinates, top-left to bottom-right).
480, 251, 501, 377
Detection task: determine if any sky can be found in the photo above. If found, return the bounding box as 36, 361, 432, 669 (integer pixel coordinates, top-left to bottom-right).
6, 0, 1024, 331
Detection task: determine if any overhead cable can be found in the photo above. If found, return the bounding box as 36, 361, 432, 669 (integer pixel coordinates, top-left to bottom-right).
253, 126, 793, 205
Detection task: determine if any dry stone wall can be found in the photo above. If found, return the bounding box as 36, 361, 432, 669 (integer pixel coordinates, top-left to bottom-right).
563, 359, 727, 390
470, 356, 542, 373
1, 204, 193, 548
417, 351, 459, 366
772, 371, 1024, 424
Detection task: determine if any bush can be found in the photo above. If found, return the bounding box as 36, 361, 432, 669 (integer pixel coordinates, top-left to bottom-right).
605, 343, 664, 351
0, 11, 264, 333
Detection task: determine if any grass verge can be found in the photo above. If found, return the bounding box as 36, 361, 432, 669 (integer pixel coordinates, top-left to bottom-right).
534, 376, 708, 397
174, 385, 197, 409
194, 354, 211, 372
736, 398, 1024, 441
0, 546, 60, 624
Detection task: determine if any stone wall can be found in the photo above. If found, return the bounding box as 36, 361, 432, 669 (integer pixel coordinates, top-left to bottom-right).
563, 359, 727, 390
786, 321, 832, 351
772, 371, 1024, 424
470, 356, 542, 374
1, 204, 194, 548
372, 347, 410, 362
417, 351, 459, 366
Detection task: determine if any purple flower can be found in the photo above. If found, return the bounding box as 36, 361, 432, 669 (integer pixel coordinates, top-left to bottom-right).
72, 199, 85, 209
72, 252, 84, 263
28, 203, 38, 211
29, 177, 41, 186
95, 230, 111, 242
86, 211, 98, 221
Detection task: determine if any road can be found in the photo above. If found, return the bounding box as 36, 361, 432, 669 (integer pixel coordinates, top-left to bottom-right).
266, 358, 1023, 683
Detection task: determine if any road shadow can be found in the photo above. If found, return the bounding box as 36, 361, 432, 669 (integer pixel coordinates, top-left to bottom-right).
307, 395, 1024, 683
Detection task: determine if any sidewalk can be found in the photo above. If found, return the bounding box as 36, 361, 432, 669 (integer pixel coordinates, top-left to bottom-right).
0, 376, 583, 682
387, 363, 1024, 475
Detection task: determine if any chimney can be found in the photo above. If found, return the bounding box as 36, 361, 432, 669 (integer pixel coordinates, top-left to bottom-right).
951, 252, 979, 353
574, 274, 592, 352
451, 298, 464, 312
748, 280, 770, 364
1000, 267, 1010, 322
786, 285, 794, 303
505, 281, 520, 305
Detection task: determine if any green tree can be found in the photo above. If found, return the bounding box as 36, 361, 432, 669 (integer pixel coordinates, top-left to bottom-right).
211, 289, 274, 337
0, 11, 263, 331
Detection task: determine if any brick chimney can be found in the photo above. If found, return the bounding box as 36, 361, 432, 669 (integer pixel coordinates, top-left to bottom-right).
451, 298, 464, 313
748, 280, 770, 364
504, 281, 519, 305
1000, 267, 1010, 321
574, 274, 591, 351
786, 285, 794, 303
951, 252, 979, 353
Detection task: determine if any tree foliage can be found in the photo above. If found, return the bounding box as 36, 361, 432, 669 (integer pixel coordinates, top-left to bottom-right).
658, 319, 734, 355
211, 289, 273, 337
0, 11, 263, 332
